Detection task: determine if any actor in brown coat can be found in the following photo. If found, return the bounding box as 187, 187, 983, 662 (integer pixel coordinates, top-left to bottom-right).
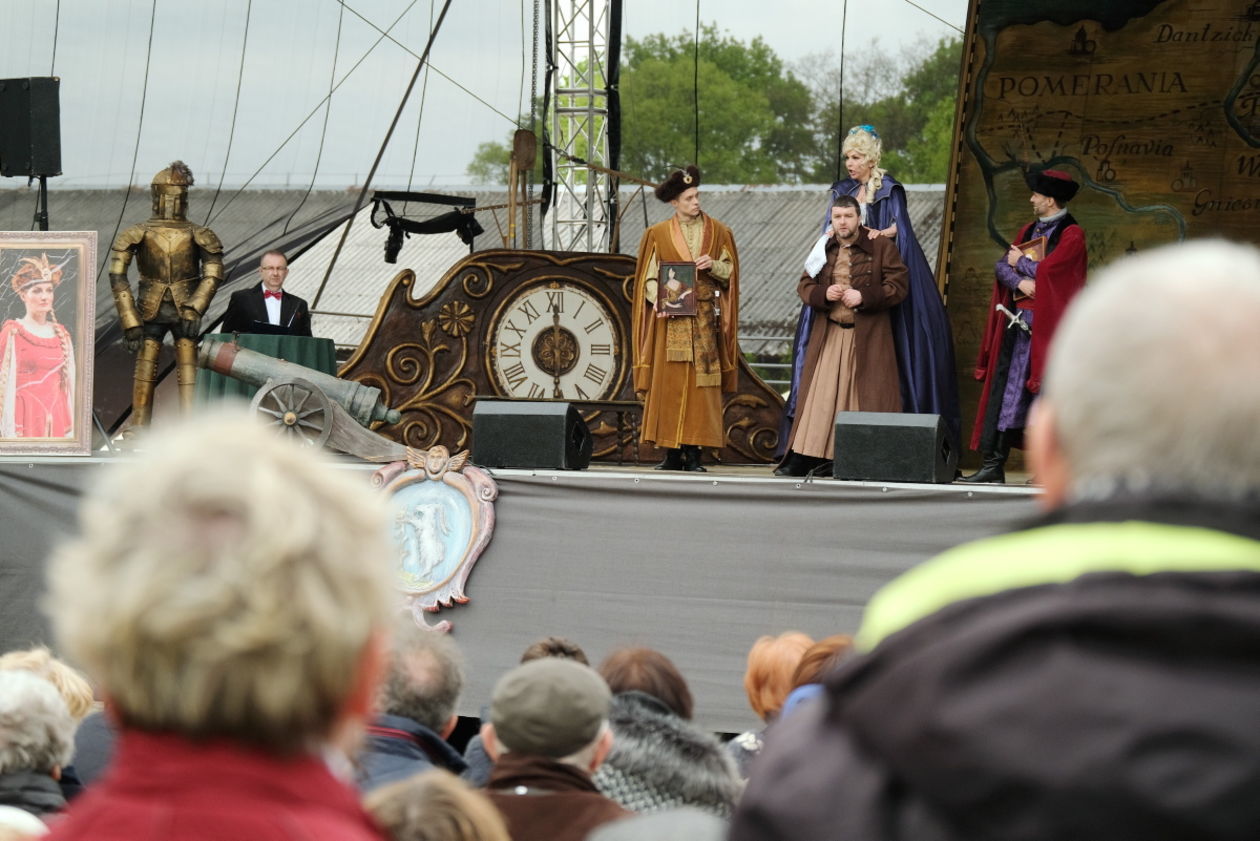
777, 196, 908, 476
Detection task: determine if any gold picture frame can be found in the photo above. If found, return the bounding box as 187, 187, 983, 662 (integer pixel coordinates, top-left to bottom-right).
0, 231, 97, 455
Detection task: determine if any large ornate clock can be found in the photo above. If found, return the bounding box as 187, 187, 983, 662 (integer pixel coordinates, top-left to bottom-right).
339, 249, 783, 464
487, 280, 622, 400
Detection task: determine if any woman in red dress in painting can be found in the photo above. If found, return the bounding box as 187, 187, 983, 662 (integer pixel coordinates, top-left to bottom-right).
0, 254, 75, 438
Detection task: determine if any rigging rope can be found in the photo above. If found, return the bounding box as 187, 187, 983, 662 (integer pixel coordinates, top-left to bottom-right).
283, 0, 346, 234
834, 0, 848, 183
900, 0, 965, 34
98, 0, 158, 283
313, 0, 455, 308
50, 0, 60, 74
526, 0, 539, 247
205, 0, 253, 224
693, 1, 700, 163
337, 1, 521, 125
207, 0, 421, 225
405, 0, 437, 208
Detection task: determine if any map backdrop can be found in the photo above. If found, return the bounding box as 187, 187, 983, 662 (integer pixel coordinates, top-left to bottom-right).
940, 0, 1260, 463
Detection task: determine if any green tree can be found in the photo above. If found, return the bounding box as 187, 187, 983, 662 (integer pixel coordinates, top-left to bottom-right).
465, 25, 816, 185
621, 25, 815, 183
803, 37, 963, 183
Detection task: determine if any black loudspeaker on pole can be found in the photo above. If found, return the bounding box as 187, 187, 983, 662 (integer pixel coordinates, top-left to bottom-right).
0, 76, 62, 230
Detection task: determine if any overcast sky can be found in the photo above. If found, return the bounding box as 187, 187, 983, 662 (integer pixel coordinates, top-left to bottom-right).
0, 0, 965, 190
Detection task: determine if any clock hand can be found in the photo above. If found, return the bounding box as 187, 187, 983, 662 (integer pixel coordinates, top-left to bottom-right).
551, 306, 563, 398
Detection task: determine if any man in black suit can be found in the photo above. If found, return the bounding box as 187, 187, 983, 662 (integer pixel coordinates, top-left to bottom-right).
221, 250, 313, 336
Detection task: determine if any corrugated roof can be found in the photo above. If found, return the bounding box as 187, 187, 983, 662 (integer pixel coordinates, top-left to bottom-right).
0, 184, 945, 357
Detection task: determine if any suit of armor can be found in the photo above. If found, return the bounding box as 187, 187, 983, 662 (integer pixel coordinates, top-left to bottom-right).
108, 161, 224, 426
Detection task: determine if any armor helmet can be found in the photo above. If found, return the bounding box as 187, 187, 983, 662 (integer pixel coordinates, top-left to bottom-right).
151, 160, 194, 220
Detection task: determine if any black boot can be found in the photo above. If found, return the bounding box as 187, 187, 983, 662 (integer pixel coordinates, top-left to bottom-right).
774, 451, 811, 477
807, 456, 834, 477
959, 432, 1010, 484
682, 445, 708, 472
654, 448, 683, 471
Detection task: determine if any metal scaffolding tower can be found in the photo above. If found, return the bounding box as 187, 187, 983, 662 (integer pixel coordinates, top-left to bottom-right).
548, 0, 612, 252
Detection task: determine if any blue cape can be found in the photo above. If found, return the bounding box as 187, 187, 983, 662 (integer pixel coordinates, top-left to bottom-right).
779, 176, 961, 456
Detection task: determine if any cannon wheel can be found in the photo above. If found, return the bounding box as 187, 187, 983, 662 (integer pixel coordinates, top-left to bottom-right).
250, 377, 332, 448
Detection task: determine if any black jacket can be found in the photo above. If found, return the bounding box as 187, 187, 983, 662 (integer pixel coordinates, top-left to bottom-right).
221, 282, 312, 336
731, 496, 1260, 841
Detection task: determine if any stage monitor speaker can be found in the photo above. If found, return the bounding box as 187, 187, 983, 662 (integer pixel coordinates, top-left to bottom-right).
471, 400, 593, 470
834, 412, 957, 484
0, 77, 62, 178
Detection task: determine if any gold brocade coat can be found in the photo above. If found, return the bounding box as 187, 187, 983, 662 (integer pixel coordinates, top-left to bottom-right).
632, 214, 740, 449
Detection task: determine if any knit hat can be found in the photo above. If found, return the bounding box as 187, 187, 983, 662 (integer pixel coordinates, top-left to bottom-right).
490, 658, 610, 757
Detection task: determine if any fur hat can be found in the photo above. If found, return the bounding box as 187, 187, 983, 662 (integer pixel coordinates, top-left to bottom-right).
1026, 168, 1079, 203
655, 165, 701, 203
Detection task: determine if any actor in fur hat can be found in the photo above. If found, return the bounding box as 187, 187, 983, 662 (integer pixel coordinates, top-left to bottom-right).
960, 168, 1087, 484
631, 166, 741, 472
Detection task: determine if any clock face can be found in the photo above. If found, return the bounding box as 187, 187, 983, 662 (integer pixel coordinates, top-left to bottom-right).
487, 281, 623, 400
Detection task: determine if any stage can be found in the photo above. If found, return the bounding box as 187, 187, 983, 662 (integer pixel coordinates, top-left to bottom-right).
0, 457, 1039, 733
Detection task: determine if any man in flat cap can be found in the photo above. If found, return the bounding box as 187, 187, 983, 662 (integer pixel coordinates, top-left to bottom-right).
482, 659, 629, 841
632, 166, 741, 472
961, 169, 1087, 484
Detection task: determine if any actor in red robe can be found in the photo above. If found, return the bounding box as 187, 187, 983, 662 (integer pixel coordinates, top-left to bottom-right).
960, 170, 1087, 484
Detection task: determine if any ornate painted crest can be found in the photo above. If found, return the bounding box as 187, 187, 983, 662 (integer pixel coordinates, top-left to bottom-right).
373, 445, 498, 632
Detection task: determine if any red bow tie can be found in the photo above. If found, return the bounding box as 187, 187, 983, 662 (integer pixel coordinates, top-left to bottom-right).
264, 290, 282, 300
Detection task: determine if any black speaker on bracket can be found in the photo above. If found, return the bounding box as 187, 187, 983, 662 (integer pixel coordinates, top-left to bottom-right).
0, 77, 62, 178
833, 411, 957, 484
471, 400, 593, 470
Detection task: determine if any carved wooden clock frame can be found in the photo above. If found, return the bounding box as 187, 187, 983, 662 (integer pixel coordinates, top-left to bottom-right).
339, 249, 783, 464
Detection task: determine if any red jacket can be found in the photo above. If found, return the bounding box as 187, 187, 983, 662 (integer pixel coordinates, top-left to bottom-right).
46, 730, 384, 841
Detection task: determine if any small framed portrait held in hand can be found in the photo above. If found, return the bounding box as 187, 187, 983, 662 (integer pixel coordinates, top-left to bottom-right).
656, 261, 697, 317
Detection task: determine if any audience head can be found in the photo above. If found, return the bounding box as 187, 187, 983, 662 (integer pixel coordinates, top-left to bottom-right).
519, 636, 589, 665
365, 769, 509, 841
0, 647, 94, 721
0, 670, 75, 779
378, 621, 464, 738
790, 634, 855, 689
587, 807, 726, 841
598, 647, 693, 721
46, 410, 396, 755
742, 632, 813, 722
1034, 239, 1260, 508
485, 658, 612, 770
0, 805, 49, 839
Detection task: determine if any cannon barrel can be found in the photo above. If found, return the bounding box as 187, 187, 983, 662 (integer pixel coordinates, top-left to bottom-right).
199, 338, 401, 428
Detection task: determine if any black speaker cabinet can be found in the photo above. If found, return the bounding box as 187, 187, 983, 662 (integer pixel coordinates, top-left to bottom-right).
0, 77, 62, 178
834, 412, 957, 484
471, 400, 593, 470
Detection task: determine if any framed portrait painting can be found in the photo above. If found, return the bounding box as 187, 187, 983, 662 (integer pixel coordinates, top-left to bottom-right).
656, 261, 697, 317
0, 231, 96, 455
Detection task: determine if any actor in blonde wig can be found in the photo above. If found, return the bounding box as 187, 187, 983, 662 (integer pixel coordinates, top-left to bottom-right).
44, 408, 396, 841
